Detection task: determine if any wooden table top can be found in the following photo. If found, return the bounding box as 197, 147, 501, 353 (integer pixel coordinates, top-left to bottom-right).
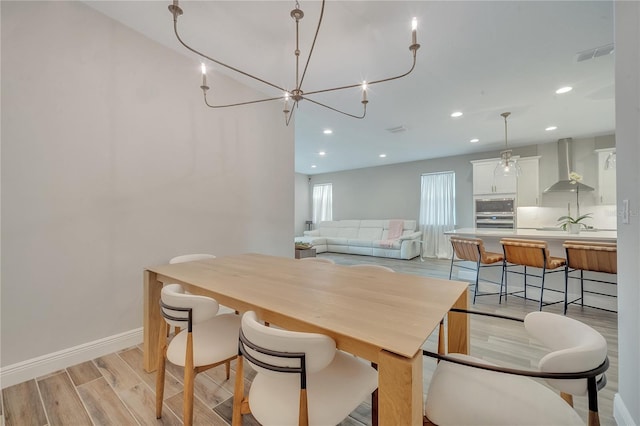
147, 253, 468, 360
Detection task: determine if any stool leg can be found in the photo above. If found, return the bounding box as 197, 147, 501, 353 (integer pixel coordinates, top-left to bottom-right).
580, 270, 585, 308
449, 256, 454, 280
564, 265, 569, 315
499, 260, 506, 304
473, 258, 481, 304
539, 266, 546, 311
523, 265, 528, 300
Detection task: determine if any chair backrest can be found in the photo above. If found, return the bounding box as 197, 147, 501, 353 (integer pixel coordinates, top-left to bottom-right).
450, 237, 484, 263
349, 264, 395, 272
563, 241, 617, 274
500, 238, 550, 268
299, 257, 335, 264
240, 311, 336, 376
160, 284, 220, 329
524, 311, 608, 395
169, 253, 216, 264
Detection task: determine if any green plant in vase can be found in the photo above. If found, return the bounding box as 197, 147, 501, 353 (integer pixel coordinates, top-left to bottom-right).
557, 171, 592, 231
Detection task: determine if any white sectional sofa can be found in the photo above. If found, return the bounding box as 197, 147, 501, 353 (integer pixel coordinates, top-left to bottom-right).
295, 219, 422, 260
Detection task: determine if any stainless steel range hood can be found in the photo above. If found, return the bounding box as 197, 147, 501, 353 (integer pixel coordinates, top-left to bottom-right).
543, 138, 595, 193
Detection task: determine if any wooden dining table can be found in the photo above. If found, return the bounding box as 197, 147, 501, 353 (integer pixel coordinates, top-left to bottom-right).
143, 253, 469, 426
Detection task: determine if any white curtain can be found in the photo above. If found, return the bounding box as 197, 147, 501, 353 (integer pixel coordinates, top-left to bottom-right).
419, 172, 456, 259
312, 183, 333, 225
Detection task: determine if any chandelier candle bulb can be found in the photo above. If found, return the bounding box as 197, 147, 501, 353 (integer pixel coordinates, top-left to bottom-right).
412, 17, 418, 45
200, 63, 207, 87
362, 81, 367, 102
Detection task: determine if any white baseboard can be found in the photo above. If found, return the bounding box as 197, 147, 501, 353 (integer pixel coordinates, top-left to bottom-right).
614, 393, 637, 426
1, 327, 143, 389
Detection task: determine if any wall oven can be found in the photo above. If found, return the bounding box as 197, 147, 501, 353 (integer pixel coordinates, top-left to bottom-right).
475, 197, 516, 229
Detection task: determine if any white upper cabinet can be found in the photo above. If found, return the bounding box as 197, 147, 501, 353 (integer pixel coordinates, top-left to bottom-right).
516, 156, 541, 206
596, 148, 616, 205
471, 158, 517, 195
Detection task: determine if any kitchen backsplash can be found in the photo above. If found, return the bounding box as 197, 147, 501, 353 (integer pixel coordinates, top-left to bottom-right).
517, 205, 618, 230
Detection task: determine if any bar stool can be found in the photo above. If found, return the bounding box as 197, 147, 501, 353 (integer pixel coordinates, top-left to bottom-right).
499, 238, 566, 311
449, 237, 504, 304
563, 240, 617, 314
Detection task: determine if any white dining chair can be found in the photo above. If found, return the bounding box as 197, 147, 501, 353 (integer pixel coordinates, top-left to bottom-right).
424, 310, 609, 426
233, 311, 378, 426
156, 284, 240, 426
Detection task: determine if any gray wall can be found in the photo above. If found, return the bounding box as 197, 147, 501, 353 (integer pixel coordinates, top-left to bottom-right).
1, 1, 294, 367
294, 173, 310, 236
614, 1, 640, 423
309, 146, 538, 227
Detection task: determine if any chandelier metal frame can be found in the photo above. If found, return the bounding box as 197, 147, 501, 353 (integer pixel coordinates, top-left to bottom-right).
495, 112, 522, 177
168, 0, 420, 125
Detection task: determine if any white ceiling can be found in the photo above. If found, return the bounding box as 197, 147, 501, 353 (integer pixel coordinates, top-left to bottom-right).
85, 1, 615, 175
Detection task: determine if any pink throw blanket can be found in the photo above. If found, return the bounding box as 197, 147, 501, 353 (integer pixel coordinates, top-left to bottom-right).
380, 220, 404, 248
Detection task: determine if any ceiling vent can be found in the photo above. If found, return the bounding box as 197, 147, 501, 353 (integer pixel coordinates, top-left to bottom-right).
386, 125, 407, 134
576, 43, 614, 62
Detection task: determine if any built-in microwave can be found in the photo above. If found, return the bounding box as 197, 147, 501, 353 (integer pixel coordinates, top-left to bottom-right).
474, 197, 516, 229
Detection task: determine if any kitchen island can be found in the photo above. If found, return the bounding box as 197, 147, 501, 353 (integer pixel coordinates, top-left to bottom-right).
444, 227, 617, 312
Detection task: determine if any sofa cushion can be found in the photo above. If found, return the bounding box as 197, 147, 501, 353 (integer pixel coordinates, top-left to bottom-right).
326, 237, 349, 246
348, 239, 374, 248
373, 239, 402, 249
337, 227, 359, 238
357, 227, 383, 240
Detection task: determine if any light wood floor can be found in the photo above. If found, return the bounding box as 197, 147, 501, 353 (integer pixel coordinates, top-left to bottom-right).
1, 253, 618, 426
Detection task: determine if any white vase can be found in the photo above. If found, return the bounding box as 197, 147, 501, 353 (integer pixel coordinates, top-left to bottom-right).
567, 223, 581, 234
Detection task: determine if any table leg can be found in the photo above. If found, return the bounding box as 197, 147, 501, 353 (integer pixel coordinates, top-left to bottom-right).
143, 269, 162, 372
378, 349, 423, 426
447, 289, 470, 355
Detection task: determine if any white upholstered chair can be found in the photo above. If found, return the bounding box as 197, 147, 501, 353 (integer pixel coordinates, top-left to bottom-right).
424, 311, 609, 426
299, 257, 335, 264
156, 284, 240, 426
232, 311, 378, 426
349, 264, 395, 272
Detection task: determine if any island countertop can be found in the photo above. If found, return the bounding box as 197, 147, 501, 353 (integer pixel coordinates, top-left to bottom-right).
445, 227, 617, 242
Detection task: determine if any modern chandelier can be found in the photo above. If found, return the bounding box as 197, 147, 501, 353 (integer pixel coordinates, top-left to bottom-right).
494, 112, 522, 177
168, 0, 420, 125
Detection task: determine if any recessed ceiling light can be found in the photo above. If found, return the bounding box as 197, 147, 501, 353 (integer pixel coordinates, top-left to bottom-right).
470, 138, 479, 143
450, 111, 463, 118
323, 129, 333, 134
545, 126, 558, 131
311, 165, 317, 168
319, 151, 326, 156
556, 86, 573, 94
379, 154, 387, 158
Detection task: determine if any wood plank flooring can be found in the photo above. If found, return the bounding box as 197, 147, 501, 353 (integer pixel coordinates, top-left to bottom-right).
1, 253, 618, 425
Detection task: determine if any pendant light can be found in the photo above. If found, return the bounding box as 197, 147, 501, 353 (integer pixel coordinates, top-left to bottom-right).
494, 112, 522, 177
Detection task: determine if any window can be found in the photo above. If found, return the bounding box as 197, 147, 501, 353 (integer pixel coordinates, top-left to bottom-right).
419, 172, 456, 258
312, 183, 333, 224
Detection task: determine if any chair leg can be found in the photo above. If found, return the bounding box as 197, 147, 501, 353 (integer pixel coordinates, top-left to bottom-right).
560, 392, 574, 407
155, 330, 168, 419
371, 363, 378, 426
232, 355, 246, 426
587, 376, 600, 426
299, 389, 309, 426
183, 333, 195, 426
226, 360, 231, 380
